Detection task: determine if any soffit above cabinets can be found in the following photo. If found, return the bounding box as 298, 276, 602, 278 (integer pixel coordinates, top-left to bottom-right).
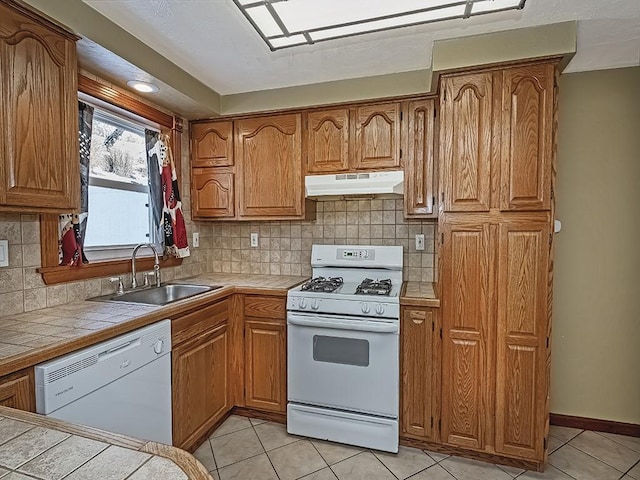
81, 0, 640, 95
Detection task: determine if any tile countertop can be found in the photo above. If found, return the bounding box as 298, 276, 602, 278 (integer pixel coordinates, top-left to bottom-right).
0, 274, 307, 377
0, 405, 212, 480
400, 282, 440, 308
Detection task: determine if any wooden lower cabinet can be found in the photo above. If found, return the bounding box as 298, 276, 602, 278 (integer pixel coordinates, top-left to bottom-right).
0, 369, 35, 412
401, 306, 440, 442
494, 220, 551, 459
439, 212, 552, 463
244, 319, 286, 412
172, 318, 229, 450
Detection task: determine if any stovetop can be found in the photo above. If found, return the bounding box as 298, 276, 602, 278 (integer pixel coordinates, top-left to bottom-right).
287, 244, 404, 319
300, 276, 344, 293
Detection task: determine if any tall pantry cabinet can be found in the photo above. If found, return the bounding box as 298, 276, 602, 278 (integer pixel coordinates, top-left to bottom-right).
438, 60, 556, 465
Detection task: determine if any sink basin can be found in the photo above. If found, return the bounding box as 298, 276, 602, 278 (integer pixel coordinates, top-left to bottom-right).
91, 284, 222, 306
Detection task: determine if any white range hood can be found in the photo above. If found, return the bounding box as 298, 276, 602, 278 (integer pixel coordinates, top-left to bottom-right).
305, 171, 404, 199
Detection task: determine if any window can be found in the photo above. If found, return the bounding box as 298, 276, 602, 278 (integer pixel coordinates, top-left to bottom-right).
81, 99, 161, 261
38, 75, 183, 286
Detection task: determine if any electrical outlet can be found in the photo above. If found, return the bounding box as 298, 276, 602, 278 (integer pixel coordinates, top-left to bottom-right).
250, 233, 259, 248
415, 234, 425, 251
0, 240, 8, 267
192, 232, 200, 248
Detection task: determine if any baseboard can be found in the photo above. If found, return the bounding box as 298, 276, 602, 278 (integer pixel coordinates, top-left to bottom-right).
232, 406, 287, 425
550, 413, 640, 438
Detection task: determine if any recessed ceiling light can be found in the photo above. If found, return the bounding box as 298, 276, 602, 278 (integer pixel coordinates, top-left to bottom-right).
234, 0, 526, 51
126, 80, 159, 93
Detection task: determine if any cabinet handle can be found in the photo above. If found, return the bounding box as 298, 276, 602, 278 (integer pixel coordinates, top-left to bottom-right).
409, 311, 425, 324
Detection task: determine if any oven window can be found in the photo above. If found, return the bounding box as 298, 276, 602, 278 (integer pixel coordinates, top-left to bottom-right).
313, 335, 370, 367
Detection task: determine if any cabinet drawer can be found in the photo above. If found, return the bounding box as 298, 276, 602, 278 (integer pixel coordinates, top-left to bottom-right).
172, 299, 229, 346
244, 296, 286, 320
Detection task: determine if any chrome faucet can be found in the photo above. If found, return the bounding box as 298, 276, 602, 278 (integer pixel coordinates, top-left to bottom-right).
131, 243, 161, 289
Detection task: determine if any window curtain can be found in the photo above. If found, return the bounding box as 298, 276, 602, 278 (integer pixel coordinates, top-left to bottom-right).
58, 101, 93, 266
146, 130, 190, 258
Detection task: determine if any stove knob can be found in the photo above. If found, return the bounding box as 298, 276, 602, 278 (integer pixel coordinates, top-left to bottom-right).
361, 302, 370, 314
299, 298, 308, 309
376, 304, 385, 315
311, 299, 319, 310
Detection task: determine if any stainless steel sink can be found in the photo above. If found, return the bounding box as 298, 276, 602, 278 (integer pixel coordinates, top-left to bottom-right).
90, 284, 222, 306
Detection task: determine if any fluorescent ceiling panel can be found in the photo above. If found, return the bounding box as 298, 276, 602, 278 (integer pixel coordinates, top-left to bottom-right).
235, 0, 526, 50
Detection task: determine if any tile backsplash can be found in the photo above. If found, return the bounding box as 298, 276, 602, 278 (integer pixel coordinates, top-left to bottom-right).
0, 198, 436, 316
204, 198, 437, 281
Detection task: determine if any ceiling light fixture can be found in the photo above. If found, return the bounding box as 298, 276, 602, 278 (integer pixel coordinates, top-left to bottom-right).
234, 0, 526, 51
126, 80, 159, 93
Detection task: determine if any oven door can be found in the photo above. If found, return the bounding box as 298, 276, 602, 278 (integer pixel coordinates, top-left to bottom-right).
287, 311, 399, 418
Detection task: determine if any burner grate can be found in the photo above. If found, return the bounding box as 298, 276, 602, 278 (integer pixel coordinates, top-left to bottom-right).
355, 278, 392, 296
300, 276, 344, 293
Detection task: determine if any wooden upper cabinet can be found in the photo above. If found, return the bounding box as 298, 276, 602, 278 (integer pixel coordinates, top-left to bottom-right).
401, 307, 439, 442
235, 114, 303, 218
0, 2, 79, 212
404, 99, 437, 217
354, 103, 401, 170
305, 108, 349, 173
440, 218, 491, 450
500, 64, 554, 211
440, 73, 493, 212
495, 218, 550, 460
191, 121, 234, 168
192, 170, 235, 219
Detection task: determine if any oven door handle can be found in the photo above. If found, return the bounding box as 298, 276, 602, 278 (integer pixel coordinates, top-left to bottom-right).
287, 314, 398, 333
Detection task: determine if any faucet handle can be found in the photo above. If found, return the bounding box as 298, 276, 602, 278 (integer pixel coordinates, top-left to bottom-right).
143, 271, 156, 287
109, 276, 125, 296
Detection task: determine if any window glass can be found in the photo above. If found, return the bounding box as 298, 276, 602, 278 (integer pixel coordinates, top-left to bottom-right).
313, 335, 370, 367
83, 107, 159, 260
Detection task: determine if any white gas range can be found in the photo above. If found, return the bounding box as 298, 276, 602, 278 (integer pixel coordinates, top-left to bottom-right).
286, 244, 403, 453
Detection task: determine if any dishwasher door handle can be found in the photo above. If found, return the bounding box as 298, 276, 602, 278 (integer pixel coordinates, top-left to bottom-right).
98, 338, 142, 361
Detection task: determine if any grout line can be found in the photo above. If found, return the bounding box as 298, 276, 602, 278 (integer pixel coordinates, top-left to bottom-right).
592, 430, 640, 455
250, 420, 282, 480
369, 449, 401, 479
562, 433, 630, 475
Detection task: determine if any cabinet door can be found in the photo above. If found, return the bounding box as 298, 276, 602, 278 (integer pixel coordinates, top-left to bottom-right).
0, 4, 78, 210
306, 109, 349, 173
191, 121, 233, 168
495, 219, 550, 459
192, 170, 235, 218
172, 323, 228, 449
0, 370, 35, 412
500, 64, 554, 211
245, 320, 286, 412
236, 114, 303, 218
353, 103, 401, 170
401, 307, 438, 441
440, 73, 493, 212
404, 99, 437, 217
440, 218, 491, 450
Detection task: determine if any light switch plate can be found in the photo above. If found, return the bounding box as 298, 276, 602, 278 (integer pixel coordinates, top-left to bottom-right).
192, 232, 200, 248
415, 234, 425, 251
0, 240, 8, 267
250, 233, 259, 248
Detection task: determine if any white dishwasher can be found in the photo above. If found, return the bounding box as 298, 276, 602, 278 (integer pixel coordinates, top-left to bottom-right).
35, 319, 172, 445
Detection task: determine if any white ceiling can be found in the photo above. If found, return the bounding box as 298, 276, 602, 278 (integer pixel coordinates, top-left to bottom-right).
83, 0, 640, 95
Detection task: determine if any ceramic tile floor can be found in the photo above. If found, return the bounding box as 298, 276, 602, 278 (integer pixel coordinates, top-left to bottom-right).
193, 415, 640, 480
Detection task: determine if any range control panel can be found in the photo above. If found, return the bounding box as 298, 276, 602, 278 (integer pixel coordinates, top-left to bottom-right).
337, 248, 375, 261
